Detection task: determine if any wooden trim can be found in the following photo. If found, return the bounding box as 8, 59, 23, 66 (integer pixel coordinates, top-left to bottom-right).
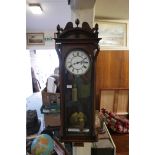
117, 112, 129, 115
113, 90, 119, 112
100, 88, 128, 91
73, 142, 84, 147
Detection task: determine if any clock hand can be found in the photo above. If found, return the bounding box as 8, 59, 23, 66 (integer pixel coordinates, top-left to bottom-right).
82, 58, 87, 63
73, 58, 87, 65
68, 64, 73, 68
73, 61, 81, 65
79, 58, 88, 65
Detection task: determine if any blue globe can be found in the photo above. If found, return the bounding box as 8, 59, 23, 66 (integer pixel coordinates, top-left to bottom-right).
31, 134, 54, 155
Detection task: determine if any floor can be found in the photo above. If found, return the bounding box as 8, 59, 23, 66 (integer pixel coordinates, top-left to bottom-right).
26, 92, 43, 119
26, 92, 129, 155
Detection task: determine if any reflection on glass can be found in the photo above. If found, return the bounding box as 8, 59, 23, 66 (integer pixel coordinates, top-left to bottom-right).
64, 66, 92, 134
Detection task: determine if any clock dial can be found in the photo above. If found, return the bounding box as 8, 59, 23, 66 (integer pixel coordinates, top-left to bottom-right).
65, 50, 90, 75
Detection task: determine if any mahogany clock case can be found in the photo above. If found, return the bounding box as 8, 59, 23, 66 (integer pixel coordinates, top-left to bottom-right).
54, 19, 101, 142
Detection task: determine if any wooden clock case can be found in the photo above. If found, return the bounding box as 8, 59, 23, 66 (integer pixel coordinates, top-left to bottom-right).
54, 19, 101, 143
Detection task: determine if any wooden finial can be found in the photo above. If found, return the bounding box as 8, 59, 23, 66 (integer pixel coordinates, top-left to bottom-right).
95, 23, 98, 30
75, 19, 80, 27
57, 24, 61, 32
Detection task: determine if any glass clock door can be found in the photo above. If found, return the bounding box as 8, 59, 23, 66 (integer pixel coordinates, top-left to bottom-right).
64, 64, 93, 136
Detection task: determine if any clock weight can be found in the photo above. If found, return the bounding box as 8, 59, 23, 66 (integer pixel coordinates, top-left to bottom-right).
72, 82, 77, 102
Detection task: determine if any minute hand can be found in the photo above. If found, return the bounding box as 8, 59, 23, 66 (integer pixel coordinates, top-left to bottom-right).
81, 58, 88, 63
73, 58, 87, 65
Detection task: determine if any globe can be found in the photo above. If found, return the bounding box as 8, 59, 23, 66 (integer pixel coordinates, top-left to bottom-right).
31, 134, 54, 155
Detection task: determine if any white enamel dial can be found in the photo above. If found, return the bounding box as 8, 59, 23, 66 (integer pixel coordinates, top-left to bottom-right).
65, 50, 90, 75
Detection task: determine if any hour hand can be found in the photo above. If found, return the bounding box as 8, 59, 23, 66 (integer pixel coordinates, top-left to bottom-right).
73, 61, 80, 65
74, 58, 86, 65
68, 64, 73, 68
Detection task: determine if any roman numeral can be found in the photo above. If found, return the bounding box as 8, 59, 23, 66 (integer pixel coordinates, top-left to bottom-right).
72, 52, 76, 56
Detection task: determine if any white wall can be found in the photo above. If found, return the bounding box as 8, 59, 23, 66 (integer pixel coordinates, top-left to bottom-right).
71, 7, 95, 27
25, 50, 33, 97
26, 32, 59, 92
30, 49, 59, 90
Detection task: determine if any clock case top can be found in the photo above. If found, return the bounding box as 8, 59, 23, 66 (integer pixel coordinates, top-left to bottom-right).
54, 19, 101, 143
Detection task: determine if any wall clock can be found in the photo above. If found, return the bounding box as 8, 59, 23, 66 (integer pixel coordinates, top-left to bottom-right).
54, 19, 101, 143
